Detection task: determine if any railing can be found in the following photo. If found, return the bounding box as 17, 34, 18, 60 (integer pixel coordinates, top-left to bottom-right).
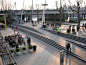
0, 35, 17, 65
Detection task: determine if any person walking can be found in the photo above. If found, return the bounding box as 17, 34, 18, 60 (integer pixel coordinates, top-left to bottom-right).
57, 27, 60, 34
66, 43, 70, 55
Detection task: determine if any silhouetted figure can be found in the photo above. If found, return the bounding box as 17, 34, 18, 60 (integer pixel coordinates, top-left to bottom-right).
85, 23, 86, 29
66, 43, 70, 55
27, 37, 31, 46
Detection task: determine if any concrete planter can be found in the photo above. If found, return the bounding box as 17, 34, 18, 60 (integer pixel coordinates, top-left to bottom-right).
23, 50, 27, 53
16, 52, 20, 55
11, 53, 14, 56
29, 49, 32, 53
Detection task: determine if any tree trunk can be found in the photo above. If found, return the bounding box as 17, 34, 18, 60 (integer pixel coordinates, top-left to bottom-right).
78, 11, 80, 26
77, 2, 80, 26
60, 7, 62, 25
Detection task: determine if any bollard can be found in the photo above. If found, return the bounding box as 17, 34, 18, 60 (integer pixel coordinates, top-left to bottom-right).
60, 50, 64, 65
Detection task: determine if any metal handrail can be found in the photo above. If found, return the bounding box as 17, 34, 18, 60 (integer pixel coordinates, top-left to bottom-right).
5, 43, 17, 64
0, 36, 17, 65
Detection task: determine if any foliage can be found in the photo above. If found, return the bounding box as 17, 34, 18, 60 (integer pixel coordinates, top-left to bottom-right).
33, 45, 36, 48
10, 50, 14, 53
29, 46, 32, 49
16, 48, 20, 52
22, 47, 26, 50
3, 50, 7, 53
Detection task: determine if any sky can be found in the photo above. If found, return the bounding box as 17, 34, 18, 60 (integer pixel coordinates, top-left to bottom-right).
0, 0, 86, 10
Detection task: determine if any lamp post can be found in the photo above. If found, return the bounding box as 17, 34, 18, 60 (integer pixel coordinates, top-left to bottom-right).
42, 0, 48, 27
31, 0, 33, 21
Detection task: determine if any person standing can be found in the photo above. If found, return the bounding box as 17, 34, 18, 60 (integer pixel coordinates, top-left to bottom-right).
23, 38, 26, 45
57, 27, 60, 34
27, 37, 31, 46
85, 23, 86, 29
66, 43, 70, 55
16, 27, 18, 31
83, 24, 84, 30
14, 29, 15, 34
77, 25, 79, 31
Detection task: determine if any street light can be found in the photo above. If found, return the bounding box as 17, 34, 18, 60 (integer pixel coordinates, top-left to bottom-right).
42, 0, 48, 27
31, 0, 33, 21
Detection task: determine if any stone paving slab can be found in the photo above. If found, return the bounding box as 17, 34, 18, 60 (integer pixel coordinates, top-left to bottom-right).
0, 26, 86, 65
19, 23, 86, 60
20, 22, 86, 61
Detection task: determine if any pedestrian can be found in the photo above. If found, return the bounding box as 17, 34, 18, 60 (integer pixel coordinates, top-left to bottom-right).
12, 26, 13, 29
85, 23, 86, 29
77, 25, 79, 31
4, 26, 5, 31
17, 32, 19, 36
66, 43, 71, 55
27, 37, 31, 46
35, 21, 36, 24
83, 24, 84, 30
57, 27, 60, 34
16, 27, 18, 31
72, 25, 74, 29
23, 38, 26, 45
14, 29, 15, 34
69, 25, 71, 31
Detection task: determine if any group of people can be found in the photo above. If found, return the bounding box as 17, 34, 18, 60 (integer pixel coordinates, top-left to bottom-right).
6, 34, 31, 48
5, 33, 24, 48
67, 25, 80, 33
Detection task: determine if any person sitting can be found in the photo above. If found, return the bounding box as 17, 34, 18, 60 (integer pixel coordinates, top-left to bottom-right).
9, 40, 12, 46
11, 43, 15, 47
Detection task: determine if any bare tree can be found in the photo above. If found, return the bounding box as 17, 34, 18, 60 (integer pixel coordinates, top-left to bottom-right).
55, 1, 58, 10
68, 0, 84, 25
55, 1, 63, 25
0, 0, 13, 24
35, 4, 41, 23
28, 5, 34, 21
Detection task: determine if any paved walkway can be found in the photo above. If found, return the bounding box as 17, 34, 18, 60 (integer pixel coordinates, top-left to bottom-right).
20, 22, 86, 61
0, 25, 86, 65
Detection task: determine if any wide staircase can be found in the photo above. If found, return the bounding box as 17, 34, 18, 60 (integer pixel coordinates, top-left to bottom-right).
11, 24, 86, 63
